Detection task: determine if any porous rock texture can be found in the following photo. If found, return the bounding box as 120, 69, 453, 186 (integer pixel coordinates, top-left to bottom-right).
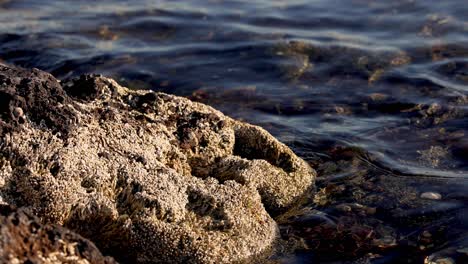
0, 205, 116, 263
0, 63, 315, 263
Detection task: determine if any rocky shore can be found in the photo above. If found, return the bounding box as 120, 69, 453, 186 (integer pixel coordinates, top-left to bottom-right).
0, 64, 315, 263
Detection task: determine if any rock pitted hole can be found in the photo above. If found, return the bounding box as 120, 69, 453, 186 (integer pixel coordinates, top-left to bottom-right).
0, 205, 15, 217
187, 188, 216, 216
115, 174, 146, 219
63, 74, 107, 101
186, 187, 232, 231
176, 111, 221, 150
0, 92, 14, 120
174, 110, 231, 178
114, 168, 185, 224
49, 162, 61, 177
136, 92, 158, 108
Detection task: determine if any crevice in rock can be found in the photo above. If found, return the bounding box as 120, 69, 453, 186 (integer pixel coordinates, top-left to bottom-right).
186, 187, 233, 231
63, 201, 131, 263
63, 74, 107, 102
233, 125, 295, 174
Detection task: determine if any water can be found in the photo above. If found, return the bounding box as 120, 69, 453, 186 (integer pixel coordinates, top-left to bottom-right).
1, 0, 468, 263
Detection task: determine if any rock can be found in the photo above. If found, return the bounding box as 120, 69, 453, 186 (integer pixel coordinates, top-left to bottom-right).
12, 107, 23, 118
368, 93, 388, 102
417, 146, 450, 168
0, 205, 116, 263
422, 230, 432, 238
272, 40, 314, 80
421, 192, 442, 200
424, 257, 455, 264
457, 247, 468, 255
0, 64, 77, 135
371, 236, 397, 248
0, 63, 316, 263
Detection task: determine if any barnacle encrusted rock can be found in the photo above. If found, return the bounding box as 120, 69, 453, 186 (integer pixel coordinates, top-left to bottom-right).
0, 64, 315, 263
0, 205, 116, 263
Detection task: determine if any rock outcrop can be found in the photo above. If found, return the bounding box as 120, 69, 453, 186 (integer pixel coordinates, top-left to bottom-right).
0, 64, 315, 263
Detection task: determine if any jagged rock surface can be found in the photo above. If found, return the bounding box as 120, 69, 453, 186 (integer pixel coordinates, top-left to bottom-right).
0, 205, 116, 264
0, 64, 315, 263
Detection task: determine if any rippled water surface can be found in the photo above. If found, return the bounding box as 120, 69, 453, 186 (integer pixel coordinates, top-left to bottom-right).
1, 0, 468, 263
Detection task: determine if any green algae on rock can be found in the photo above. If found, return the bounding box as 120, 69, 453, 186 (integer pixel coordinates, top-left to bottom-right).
0, 63, 316, 263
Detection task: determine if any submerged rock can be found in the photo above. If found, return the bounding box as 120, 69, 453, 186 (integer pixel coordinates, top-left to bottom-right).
0, 64, 315, 263
0, 205, 116, 263
420, 192, 443, 200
